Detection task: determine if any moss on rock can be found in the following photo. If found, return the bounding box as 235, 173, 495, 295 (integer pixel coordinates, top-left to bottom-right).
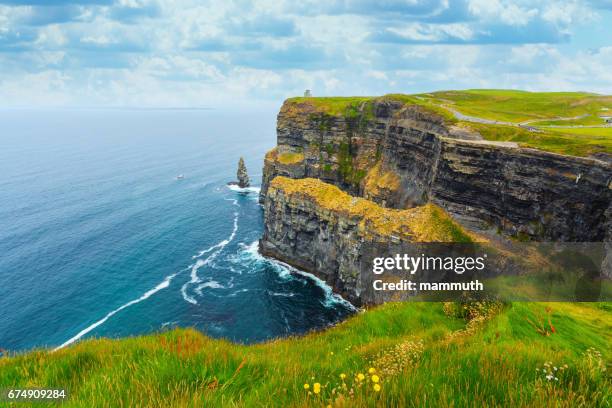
269, 176, 475, 242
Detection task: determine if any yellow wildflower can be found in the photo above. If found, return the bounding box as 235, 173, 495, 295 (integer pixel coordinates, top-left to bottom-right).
373, 384, 381, 392
303, 384, 310, 390
313, 383, 321, 394
340, 373, 346, 380
371, 375, 380, 383
357, 373, 365, 381
368, 368, 376, 374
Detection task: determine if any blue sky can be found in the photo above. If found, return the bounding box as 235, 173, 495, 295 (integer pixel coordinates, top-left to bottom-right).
0, 0, 610, 108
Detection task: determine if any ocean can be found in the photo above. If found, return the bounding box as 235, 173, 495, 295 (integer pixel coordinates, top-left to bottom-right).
0, 108, 355, 352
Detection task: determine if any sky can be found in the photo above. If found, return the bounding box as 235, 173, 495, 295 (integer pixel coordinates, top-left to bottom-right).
0, 0, 611, 108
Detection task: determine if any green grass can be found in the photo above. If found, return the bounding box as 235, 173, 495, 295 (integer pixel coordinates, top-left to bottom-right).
287, 94, 457, 124
421, 89, 612, 123
459, 122, 612, 157
546, 127, 612, 138
1, 302, 610, 407
287, 96, 375, 118
529, 116, 608, 126
287, 90, 612, 157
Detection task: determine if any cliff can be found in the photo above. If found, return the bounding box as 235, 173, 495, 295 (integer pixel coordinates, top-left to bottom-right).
261, 97, 612, 242
260, 177, 476, 305
259, 96, 611, 305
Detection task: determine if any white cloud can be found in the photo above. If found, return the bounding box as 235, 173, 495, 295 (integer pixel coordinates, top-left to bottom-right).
468, 0, 538, 26
541, 1, 596, 25
0, 0, 609, 107
388, 22, 474, 41
81, 35, 113, 45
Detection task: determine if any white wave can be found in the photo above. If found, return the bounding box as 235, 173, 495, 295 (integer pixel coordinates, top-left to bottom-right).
268, 291, 295, 297
180, 211, 239, 304
192, 244, 218, 259
242, 240, 357, 311
54, 268, 186, 351
226, 184, 261, 194
227, 288, 250, 297
241, 241, 291, 278
291, 268, 357, 311
243, 240, 259, 257
55, 197, 242, 349
195, 280, 225, 295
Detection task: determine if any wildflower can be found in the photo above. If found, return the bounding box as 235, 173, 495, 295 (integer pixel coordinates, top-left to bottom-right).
340, 373, 346, 380
313, 383, 321, 394
368, 367, 376, 374
373, 384, 381, 392
330, 352, 334, 356
357, 373, 365, 381
546, 374, 554, 381
304, 384, 310, 390
371, 375, 380, 383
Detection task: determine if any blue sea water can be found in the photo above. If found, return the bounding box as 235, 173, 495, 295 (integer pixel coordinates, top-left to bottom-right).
0, 108, 355, 352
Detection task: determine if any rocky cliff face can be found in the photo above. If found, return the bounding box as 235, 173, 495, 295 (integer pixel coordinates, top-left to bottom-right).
261, 99, 612, 242
260, 177, 479, 305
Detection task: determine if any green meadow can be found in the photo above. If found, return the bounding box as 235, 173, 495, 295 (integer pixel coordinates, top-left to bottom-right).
421, 89, 612, 124
287, 90, 612, 157
1, 301, 610, 407
461, 122, 612, 157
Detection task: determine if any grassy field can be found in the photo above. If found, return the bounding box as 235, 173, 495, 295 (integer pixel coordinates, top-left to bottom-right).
529, 116, 607, 126
1, 301, 610, 407
287, 90, 612, 125
461, 122, 612, 157
286, 90, 612, 157
421, 89, 612, 124
545, 127, 612, 137
285, 94, 457, 123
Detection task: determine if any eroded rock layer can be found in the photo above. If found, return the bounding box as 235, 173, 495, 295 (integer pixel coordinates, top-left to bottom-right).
261, 99, 611, 241
260, 177, 476, 305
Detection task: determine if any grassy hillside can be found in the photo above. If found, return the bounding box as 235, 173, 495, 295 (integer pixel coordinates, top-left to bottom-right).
462, 122, 612, 157
286, 90, 612, 157
1, 301, 610, 407
422, 89, 612, 124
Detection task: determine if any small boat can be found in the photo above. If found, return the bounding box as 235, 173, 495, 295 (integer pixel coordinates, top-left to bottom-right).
176, 174, 184, 180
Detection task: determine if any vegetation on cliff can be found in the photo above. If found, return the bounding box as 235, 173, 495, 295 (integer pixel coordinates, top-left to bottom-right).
362, 161, 401, 200
285, 90, 611, 157
422, 89, 612, 124
1, 301, 609, 407
464, 122, 612, 157
269, 176, 474, 242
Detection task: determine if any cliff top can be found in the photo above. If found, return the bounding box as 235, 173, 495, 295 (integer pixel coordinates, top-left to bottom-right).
269, 176, 475, 243
284, 89, 612, 157
287, 89, 611, 124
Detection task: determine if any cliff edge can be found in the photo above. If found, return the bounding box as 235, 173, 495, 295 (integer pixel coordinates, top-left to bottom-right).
259, 95, 611, 304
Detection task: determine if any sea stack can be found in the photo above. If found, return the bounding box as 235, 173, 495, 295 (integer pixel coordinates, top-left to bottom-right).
237, 157, 250, 188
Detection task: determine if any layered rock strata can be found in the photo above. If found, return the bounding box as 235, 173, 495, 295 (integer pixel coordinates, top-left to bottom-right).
261, 99, 611, 241
259, 177, 478, 305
